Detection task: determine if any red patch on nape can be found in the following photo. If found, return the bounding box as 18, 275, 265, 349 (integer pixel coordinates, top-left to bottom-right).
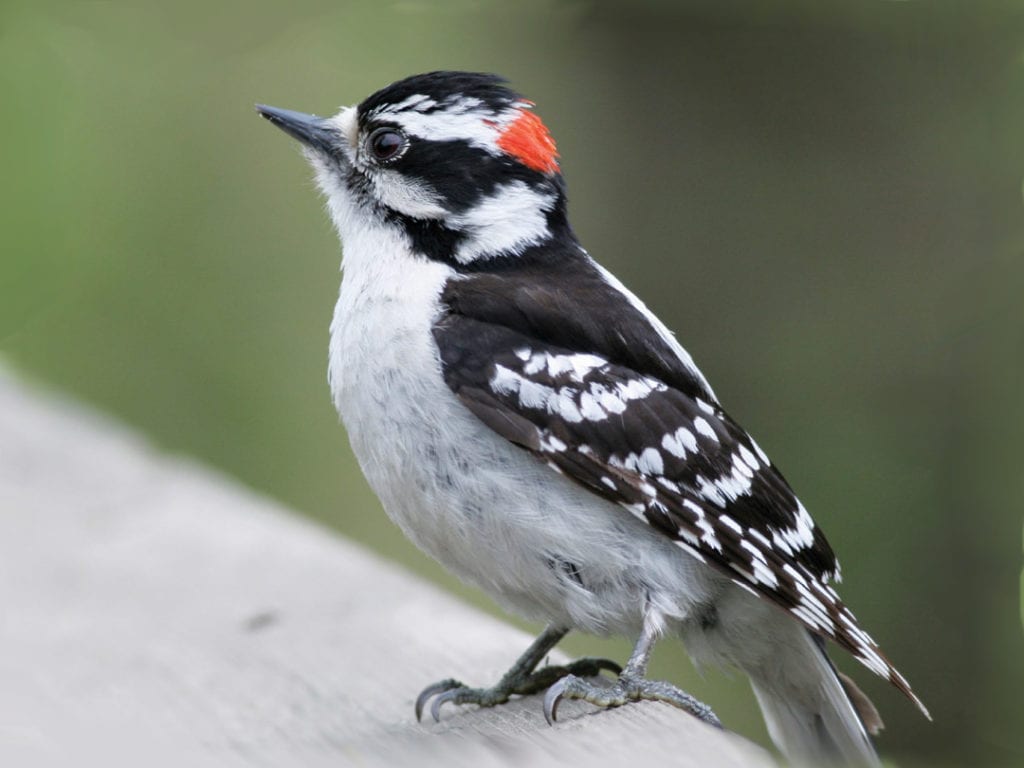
496, 107, 559, 174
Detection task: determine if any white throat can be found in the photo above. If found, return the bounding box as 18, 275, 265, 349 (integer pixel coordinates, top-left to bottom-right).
319, 182, 454, 417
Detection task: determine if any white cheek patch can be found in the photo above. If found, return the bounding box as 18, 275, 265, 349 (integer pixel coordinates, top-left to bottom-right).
369, 169, 448, 220
451, 180, 555, 263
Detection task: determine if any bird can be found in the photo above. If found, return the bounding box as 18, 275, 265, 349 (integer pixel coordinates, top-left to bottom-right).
256, 71, 928, 766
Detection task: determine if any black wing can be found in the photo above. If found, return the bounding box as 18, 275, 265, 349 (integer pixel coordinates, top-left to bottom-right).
433, 264, 924, 712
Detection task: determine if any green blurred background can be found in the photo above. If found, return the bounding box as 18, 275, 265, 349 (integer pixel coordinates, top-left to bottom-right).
2, 0, 1023, 764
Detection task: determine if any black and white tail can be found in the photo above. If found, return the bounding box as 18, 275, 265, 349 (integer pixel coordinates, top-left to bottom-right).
746, 630, 885, 767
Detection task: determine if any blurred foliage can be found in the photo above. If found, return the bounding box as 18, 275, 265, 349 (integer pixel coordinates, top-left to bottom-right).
2, 1, 1023, 765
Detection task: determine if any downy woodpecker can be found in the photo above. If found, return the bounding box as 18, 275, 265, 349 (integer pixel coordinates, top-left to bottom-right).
257, 71, 928, 766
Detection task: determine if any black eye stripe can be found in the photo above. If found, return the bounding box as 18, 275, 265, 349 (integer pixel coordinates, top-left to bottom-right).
367, 126, 407, 163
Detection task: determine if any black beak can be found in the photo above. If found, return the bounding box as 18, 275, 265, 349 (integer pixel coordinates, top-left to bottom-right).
256, 104, 338, 154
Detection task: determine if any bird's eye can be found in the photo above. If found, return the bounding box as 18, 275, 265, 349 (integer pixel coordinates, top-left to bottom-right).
367, 127, 406, 163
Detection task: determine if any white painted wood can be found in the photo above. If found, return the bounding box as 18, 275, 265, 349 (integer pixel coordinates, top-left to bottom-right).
0, 367, 775, 767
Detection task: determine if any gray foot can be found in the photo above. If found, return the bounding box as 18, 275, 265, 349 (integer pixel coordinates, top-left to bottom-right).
416, 657, 622, 722
543, 673, 722, 728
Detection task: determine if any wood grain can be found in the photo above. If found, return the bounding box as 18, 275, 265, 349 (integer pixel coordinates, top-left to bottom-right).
0, 368, 775, 767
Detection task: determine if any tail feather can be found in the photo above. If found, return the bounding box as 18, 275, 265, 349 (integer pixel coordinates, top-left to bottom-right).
747, 630, 881, 767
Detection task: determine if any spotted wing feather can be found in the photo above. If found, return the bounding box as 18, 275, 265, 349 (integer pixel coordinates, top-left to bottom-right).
433, 312, 927, 716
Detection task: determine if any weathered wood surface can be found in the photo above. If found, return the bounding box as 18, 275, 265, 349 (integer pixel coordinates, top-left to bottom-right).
0, 368, 775, 767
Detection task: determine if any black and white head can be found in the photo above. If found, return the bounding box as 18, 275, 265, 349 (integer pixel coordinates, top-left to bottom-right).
257, 71, 571, 266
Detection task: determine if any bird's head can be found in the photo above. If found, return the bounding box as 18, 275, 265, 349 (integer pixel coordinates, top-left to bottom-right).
258, 71, 570, 265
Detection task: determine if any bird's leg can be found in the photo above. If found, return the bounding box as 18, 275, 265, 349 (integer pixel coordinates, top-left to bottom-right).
543, 613, 722, 728
416, 624, 622, 722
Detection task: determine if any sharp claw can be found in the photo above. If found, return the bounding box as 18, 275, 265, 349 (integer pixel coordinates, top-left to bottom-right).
430, 688, 461, 723
543, 676, 570, 725
415, 679, 462, 722
414, 691, 430, 722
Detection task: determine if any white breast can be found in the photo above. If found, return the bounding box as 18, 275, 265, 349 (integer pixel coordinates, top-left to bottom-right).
324, 206, 716, 637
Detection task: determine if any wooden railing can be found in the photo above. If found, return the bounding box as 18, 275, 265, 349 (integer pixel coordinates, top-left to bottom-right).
0, 368, 774, 767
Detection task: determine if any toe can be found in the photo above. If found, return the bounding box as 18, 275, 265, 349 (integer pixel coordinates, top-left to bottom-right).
414, 679, 462, 722
430, 687, 465, 722
627, 678, 723, 728
543, 675, 574, 725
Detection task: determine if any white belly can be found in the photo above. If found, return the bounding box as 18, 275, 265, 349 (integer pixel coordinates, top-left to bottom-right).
326, 229, 716, 635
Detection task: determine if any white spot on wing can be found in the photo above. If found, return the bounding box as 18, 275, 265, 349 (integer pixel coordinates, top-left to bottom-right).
750, 558, 779, 587
767, 499, 817, 555
594, 385, 626, 414
682, 499, 705, 520
540, 434, 567, 452
661, 432, 685, 458
694, 516, 722, 551
550, 390, 582, 423
732, 452, 754, 480
750, 435, 771, 466
747, 528, 772, 549
656, 476, 679, 493
637, 447, 664, 476
661, 426, 698, 458
738, 443, 760, 471
695, 475, 726, 507
490, 364, 521, 395
524, 352, 546, 375
517, 378, 554, 409
677, 427, 698, 452
616, 378, 651, 401
712, 462, 753, 501
718, 514, 743, 534
771, 530, 795, 556
693, 416, 718, 442
555, 353, 605, 381
791, 604, 827, 631
578, 391, 605, 421
729, 562, 756, 583
740, 539, 767, 563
